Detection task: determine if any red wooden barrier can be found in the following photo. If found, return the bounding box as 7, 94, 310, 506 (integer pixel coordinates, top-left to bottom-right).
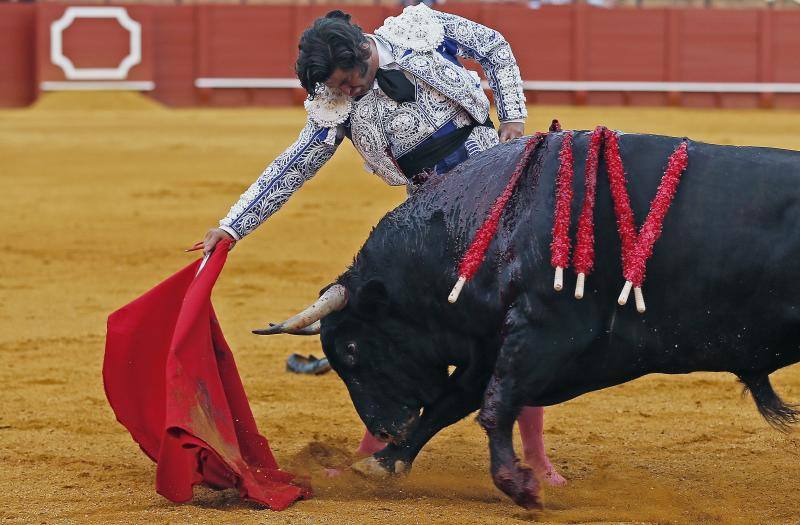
150, 6, 196, 107
0, 5, 36, 107
772, 11, 800, 108
1, 4, 799, 109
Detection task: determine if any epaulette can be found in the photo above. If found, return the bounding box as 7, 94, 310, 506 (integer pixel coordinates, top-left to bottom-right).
304, 85, 352, 128
375, 4, 445, 53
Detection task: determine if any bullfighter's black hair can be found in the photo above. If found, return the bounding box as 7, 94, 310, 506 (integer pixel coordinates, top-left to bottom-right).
295, 10, 371, 97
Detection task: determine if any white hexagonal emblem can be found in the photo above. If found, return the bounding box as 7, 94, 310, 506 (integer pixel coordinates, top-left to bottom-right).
50, 7, 142, 81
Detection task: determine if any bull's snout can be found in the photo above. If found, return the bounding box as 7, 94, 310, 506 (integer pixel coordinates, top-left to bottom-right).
369, 412, 418, 445
374, 429, 394, 443
369, 426, 405, 445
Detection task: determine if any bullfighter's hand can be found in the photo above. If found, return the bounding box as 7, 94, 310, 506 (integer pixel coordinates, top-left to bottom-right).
200, 228, 235, 256
499, 122, 525, 143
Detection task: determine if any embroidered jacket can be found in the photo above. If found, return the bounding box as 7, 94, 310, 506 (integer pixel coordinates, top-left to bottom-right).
220, 4, 526, 240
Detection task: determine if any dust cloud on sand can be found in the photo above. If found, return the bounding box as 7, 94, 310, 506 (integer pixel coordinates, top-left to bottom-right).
1, 92, 798, 524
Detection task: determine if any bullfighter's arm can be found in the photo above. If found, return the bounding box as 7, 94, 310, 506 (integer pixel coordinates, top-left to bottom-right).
432, 10, 527, 123
219, 119, 340, 240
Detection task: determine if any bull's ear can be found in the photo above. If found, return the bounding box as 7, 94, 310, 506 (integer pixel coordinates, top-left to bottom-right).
355, 279, 388, 315
318, 282, 338, 296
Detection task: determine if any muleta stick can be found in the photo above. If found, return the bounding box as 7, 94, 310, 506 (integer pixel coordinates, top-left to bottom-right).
448, 133, 545, 304
572, 126, 605, 299
550, 131, 574, 292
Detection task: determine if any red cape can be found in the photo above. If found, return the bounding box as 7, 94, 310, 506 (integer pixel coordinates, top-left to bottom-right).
103, 241, 309, 510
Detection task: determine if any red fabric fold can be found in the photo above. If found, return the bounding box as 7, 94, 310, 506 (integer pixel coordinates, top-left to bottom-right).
103, 241, 309, 510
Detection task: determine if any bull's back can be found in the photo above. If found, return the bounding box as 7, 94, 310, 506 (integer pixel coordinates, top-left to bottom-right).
401, 132, 800, 374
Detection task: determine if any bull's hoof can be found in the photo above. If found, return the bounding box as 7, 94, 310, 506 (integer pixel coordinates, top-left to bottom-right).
351, 456, 392, 480
492, 463, 542, 509
351, 456, 409, 480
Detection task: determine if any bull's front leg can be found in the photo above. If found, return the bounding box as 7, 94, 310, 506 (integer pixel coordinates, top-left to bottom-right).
477, 323, 543, 509
351, 386, 483, 479
478, 374, 541, 508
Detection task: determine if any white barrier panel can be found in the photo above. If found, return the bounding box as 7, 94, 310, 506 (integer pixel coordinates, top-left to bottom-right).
50, 7, 142, 81
41, 81, 154, 91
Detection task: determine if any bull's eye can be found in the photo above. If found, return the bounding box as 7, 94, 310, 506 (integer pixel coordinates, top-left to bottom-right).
342, 341, 358, 367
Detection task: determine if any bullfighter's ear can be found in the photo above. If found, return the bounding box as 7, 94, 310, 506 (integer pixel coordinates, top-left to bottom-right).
355, 279, 388, 314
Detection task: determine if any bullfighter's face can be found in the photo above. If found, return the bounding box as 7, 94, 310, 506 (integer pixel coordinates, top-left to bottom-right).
319, 280, 449, 445
323, 39, 379, 99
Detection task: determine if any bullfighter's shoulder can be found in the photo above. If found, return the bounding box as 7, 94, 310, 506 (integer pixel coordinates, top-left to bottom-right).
375, 4, 445, 52
304, 85, 352, 128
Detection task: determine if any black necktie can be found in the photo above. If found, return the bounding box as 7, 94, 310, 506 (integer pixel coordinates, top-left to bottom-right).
375, 68, 416, 103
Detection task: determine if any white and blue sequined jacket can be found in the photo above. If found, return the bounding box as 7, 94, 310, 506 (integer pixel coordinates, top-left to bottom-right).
220, 4, 527, 240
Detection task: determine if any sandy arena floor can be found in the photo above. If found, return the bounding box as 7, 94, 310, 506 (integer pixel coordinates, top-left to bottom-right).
1, 92, 799, 525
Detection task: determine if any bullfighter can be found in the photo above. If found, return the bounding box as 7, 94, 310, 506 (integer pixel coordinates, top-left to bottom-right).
195, 5, 565, 485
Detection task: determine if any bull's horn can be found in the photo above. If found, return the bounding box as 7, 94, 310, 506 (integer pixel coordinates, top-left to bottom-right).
252, 285, 348, 335
271, 320, 321, 336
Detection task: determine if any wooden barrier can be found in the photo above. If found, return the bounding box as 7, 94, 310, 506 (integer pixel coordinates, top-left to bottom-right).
1, 3, 799, 108
0, 5, 36, 107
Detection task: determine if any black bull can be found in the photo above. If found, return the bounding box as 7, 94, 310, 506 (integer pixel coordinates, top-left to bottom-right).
264, 131, 800, 508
